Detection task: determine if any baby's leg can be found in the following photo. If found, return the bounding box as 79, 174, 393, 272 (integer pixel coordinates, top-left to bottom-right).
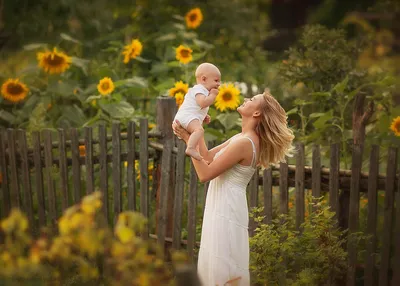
186, 120, 204, 161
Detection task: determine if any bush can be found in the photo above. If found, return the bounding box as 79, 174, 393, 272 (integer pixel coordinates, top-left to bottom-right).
0, 191, 188, 285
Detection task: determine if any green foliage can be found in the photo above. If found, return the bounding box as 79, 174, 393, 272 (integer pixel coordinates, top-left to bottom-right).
250, 198, 366, 285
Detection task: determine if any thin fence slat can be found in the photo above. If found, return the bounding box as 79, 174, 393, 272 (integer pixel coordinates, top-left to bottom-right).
7, 129, 20, 208
58, 129, 69, 211
364, 145, 379, 286
249, 168, 259, 236
379, 147, 398, 286
347, 143, 363, 286
263, 168, 273, 224
295, 143, 305, 230
392, 169, 400, 286
98, 125, 108, 219
84, 127, 94, 194
279, 161, 289, 215
32, 132, 45, 227
140, 118, 149, 239
329, 143, 340, 216
0, 130, 10, 218
18, 130, 34, 231
157, 139, 173, 250
172, 140, 186, 249
43, 130, 57, 226
70, 128, 81, 203
127, 122, 136, 211
312, 144, 321, 211
187, 162, 198, 262
112, 123, 122, 224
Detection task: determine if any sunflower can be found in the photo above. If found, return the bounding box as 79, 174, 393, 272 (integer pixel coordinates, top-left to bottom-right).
390, 116, 400, 136
122, 39, 143, 64
1, 78, 29, 103
97, 77, 115, 96
175, 45, 193, 64
169, 81, 189, 97
175, 92, 184, 108
37, 48, 72, 74
79, 145, 86, 157
214, 83, 241, 112
185, 8, 203, 29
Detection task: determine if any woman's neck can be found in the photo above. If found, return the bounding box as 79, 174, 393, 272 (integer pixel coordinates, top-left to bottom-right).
241, 117, 258, 135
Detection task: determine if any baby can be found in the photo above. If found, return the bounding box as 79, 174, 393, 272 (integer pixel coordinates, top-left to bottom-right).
174, 63, 221, 160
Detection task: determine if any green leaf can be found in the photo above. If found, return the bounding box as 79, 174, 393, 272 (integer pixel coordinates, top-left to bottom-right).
154, 78, 176, 92
23, 43, 47, 50
99, 101, 135, 119
216, 113, 240, 131
85, 95, 103, 103
293, 99, 312, 106
155, 34, 177, 42
167, 61, 181, 67
135, 56, 151, 63
192, 51, 207, 61
71, 57, 89, 75
312, 110, 333, 129
172, 15, 185, 21
0, 110, 16, 123
62, 105, 87, 127
309, 112, 326, 118
205, 127, 224, 141
286, 107, 298, 116
193, 39, 214, 50
332, 76, 349, 94
173, 23, 186, 30
308, 92, 331, 97
115, 77, 148, 88
60, 33, 81, 44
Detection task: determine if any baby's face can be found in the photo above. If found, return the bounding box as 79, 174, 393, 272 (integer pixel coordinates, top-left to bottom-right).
202, 72, 221, 91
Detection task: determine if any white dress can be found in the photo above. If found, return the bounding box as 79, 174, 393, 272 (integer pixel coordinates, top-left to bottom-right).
197, 135, 257, 286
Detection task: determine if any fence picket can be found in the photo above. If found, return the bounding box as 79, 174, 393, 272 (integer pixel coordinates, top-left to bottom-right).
173, 140, 186, 249
392, 170, 400, 286
329, 143, 340, 216
84, 127, 94, 194
70, 128, 81, 203
58, 129, 69, 211
43, 130, 57, 226
279, 161, 289, 215
263, 168, 273, 224
127, 122, 136, 211
7, 129, 20, 208
312, 144, 321, 211
295, 142, 305, 230
32, 132, 45, 227
112, 123, 121, 224
140, 118, 149, 238
0, 130, 10, 218
187, 162, 198, 262
98, 125, 108, 220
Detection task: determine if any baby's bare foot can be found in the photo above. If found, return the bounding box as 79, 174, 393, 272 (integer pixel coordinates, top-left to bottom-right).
186, 147, 203, 161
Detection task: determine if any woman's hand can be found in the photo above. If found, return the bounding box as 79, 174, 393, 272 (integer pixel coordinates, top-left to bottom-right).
172, 120, 190, 143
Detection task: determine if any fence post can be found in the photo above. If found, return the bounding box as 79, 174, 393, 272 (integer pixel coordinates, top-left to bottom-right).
155, 97, 177, 242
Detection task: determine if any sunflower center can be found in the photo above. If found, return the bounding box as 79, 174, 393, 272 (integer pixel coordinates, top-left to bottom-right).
222, 92, 232, 101
6, 83, 24, 96
189, 13, 197, 21
101, 82, 110, 90
45, 54, 65, 66
180, 49, 190, 58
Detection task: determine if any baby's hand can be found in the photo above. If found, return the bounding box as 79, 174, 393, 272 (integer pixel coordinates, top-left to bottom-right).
209, 88, 219, 98
203, 114, 211, 124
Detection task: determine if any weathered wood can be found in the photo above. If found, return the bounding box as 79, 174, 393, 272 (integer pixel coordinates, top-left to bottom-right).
7, 129, 20, 208
157, 139, 173, 250
127, 121, 136, 211
347, 143, 363, 286
43, 130, 57, 225
112, 123, 122, 224
187, 162, 198, 262
32, 132, 45, 227
263, 168, 273, 224
279, 161, 289, 215
173, 140, 186, 249
329, 143, 340, 216
98, 125, 108, 219
364, 145, 379, 286
295, 143, 305, 230
312, 144, 321, 211
84, 127, 94, 194
249, 168, 259, 236
140, 118, 149, 239
392, 169, 400, 286
58, 129, 69, 211
379, 147, 398, 286
18, 130, 34, 230
0, 130, 10, 218
70, 128, 81, 203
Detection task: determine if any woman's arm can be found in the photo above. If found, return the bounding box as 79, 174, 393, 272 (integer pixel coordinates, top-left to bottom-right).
192, 138, 251, 183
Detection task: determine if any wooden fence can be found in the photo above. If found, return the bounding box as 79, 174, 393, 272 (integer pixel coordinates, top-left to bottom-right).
0, 97, 399, 286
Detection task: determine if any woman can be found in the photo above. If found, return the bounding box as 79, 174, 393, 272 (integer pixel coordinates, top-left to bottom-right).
172, 91, 294, 286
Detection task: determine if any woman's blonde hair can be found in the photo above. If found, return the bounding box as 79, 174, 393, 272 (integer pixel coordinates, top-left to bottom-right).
256, 90, 295, 168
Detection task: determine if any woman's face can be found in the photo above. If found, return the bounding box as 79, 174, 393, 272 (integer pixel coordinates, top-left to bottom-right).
237, 93, 264, 117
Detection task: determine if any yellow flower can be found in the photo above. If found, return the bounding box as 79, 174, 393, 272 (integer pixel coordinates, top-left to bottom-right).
185, 8, 203, 29
136, 272, 151, 286
214, 83, 241, 112
148, 123, 156, 130
79, 145, 86, 157
390, 116, 400, 136
81, 191, 103, 215
122, 39, 143, 64
135, 160, 154, 181
116, 226, 134, 243
169, 81, 189, 97
0, 209, 28, 233
1, 78, 29, 103
175, 92, 184, 108
37, 48, 71, 74
175, 45, 193, 64
97, 77, 115, 96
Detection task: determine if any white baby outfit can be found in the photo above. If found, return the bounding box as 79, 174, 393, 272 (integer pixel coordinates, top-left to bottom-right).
174, 84, 210, 129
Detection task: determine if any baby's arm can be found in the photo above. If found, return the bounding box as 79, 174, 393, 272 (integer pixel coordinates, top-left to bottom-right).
195, 88, 219, 108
